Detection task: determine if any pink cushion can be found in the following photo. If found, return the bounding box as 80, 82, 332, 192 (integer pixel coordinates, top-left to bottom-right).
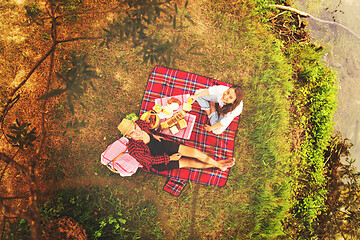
101, 137, 142, 177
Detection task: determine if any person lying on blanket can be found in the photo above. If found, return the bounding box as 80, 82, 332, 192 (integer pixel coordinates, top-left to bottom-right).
190, 85, 244, 135
117, 118, 235, 172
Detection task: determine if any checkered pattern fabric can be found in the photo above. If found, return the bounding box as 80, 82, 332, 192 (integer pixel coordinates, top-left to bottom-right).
140, 66, 240, 196
101, 137, 142, 177
155, 94, 196, 140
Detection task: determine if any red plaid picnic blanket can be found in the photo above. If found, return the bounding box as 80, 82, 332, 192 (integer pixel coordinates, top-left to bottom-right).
140, 66, 240, 196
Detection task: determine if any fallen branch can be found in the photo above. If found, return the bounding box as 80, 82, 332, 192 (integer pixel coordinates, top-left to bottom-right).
269, 4, 360, 40
269, 4, 310, 17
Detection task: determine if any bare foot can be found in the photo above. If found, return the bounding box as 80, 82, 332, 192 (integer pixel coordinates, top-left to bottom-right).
218, 158, 235, 171
230, 158, 236, 167
219, 165, 228, 171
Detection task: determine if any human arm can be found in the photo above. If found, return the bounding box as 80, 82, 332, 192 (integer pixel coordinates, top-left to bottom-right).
219, 101, 243, 126
190, 89, 210, 100
204, 121, 223, 132
191, 85, 229, 102
169, 152, 182, 161
152, 134, 165, 142
211, 101, 243, 134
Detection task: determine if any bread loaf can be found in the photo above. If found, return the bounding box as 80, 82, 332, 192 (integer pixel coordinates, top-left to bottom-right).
170, 125, 179, 134
160, 110, 186, 129
178, 119, 187, 129
182, 102, 191, 112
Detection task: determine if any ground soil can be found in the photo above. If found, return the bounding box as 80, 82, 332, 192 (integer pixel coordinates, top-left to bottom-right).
0, 0, 309, 238
0, 0, 230, 237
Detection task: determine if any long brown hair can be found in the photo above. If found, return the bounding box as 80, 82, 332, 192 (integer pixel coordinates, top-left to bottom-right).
216, 85, 244, 115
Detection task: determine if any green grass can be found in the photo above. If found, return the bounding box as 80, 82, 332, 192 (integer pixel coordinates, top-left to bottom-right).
283, 44, 339, 237
41, 186, 164, 239
199, 0, 297, 238
3, 0, 339, 239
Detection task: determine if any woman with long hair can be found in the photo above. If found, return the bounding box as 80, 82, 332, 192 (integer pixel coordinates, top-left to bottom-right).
190, 85, 244, 134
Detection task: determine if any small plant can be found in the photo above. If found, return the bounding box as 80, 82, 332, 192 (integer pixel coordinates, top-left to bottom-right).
94, 214, 127, 239
41, 187, 137, 239
125, 113, 139, 121
282, 44, 339, 237
4, 218, 31, 239
170, 1, 194, 30
6, 119, 37, 150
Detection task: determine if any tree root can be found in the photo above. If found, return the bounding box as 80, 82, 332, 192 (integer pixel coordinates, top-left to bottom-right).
269, 4, 360, 41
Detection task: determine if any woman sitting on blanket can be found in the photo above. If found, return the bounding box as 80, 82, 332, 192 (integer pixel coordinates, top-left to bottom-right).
190, 85, 244, 135
118, 118, 235, 172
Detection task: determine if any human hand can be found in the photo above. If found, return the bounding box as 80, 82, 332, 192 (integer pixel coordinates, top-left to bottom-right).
204, 124, 213, 132
189, 95, 197, 102
170, 153, 182, 161
153, 134, 165, 142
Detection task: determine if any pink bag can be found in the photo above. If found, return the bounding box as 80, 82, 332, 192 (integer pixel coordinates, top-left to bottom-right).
101, 137, 142, 177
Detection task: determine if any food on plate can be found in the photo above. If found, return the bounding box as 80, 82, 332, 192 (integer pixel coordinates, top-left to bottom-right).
169, 102, 180, 111
178, 119, 187, 129
140, 111, 159, 129
170, 125, 179, 135
157, 112, 166, 119
187, 98, 195, 104
160, 110, 186, 129
162, 106, 173, 116
182, 102, 191, 112
153, 104, 163, 113
140, 112, 150, 121
167, 97, 182, 106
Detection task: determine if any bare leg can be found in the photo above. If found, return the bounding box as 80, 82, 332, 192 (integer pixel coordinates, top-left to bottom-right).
204, 102, 216, 116
179, 157, 214, 169
209, 102, 216, 114
178, 145, 234, 171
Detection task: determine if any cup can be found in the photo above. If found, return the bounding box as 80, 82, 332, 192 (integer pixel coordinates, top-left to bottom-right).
187, 97, 194, 104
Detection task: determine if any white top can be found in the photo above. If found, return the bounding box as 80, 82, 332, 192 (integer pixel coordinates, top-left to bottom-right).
200, 85, 243, 134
